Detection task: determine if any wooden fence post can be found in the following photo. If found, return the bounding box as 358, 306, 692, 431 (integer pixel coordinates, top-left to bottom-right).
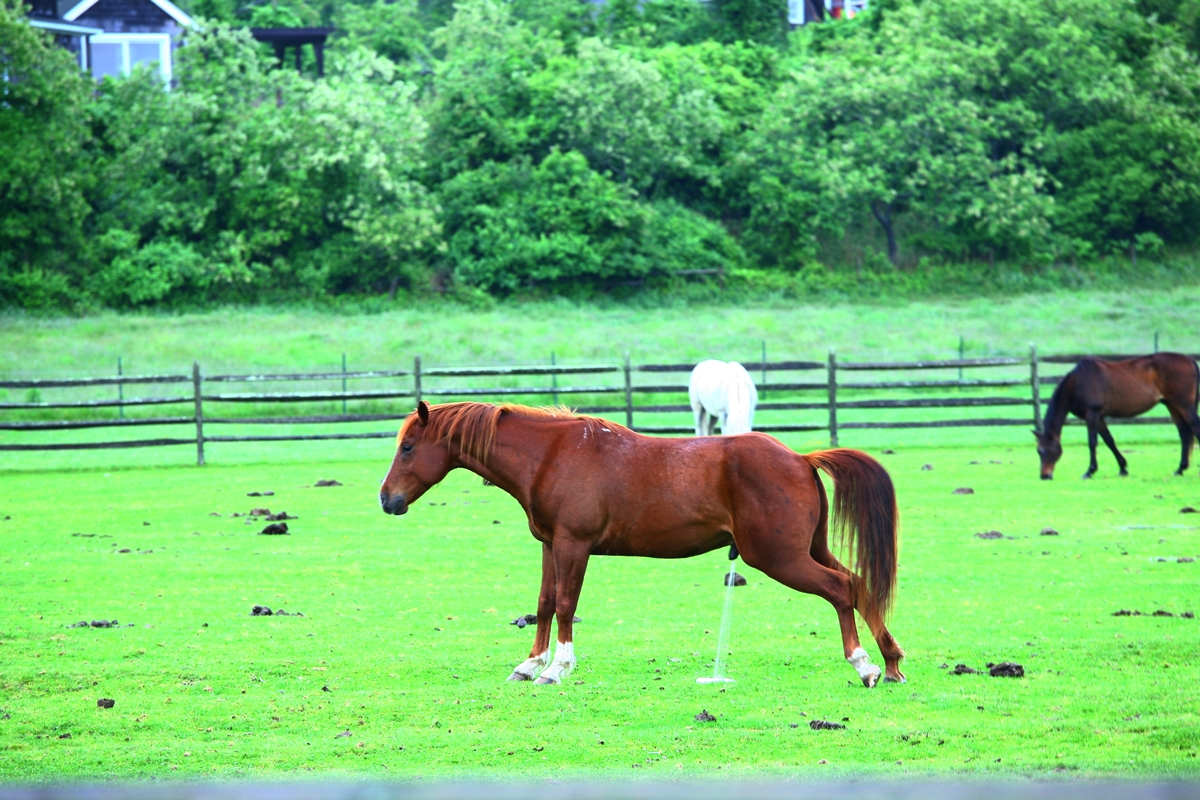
117, 356, 124, 420
760, 340, 767, 400
1030, 344, 1042, 433
413, 355, 422, 407
827, 348, 838, 447
192, 361, 205, 466
623, 353, 634, 429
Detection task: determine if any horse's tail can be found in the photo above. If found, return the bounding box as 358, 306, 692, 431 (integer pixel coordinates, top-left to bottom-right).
803, 448, 899, 620
726, 379, 756, 433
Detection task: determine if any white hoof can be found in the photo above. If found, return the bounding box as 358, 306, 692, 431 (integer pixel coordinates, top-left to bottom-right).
508, 651, 548, 682
847, 647, 882, 689
533, 641, 575, 686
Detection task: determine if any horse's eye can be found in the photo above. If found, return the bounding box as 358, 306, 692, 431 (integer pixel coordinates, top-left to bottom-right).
401, 442, 413, 455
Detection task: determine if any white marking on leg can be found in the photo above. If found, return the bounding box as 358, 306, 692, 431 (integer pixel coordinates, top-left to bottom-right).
507, 649, 549, 682
847, 646, 882, 687
533, 641, 575, 685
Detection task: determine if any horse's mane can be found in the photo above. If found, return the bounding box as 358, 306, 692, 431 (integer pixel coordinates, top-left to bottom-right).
1043, 371, 1075, 437
398, 402, 629, 463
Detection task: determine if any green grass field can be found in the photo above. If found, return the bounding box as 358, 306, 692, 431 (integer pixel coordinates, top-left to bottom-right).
2, 431, 1199, 781
3, 288, 1200, 782
3, 286, 1198, 378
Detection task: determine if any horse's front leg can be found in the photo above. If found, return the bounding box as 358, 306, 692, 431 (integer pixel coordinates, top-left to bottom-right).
508, 542, 555, 681
535, 536, 591, 685
1083, 411, 1101, 478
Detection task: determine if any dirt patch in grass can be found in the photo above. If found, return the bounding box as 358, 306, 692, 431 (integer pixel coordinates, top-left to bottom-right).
809, 719, 845, 730
987, 662, 1025, 677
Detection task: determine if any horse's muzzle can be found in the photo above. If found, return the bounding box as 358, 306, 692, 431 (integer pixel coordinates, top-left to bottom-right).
380, 491, 408, 516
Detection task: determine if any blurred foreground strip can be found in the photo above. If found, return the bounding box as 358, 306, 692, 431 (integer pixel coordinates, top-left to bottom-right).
1, 783, 1197, 800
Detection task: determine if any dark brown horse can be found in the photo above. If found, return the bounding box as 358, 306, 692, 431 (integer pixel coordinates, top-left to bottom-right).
1035, 353, 1200, 479
379, 401, 904, 687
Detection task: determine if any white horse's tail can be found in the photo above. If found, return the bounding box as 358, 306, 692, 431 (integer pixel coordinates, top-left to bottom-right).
723, 372, 757, 435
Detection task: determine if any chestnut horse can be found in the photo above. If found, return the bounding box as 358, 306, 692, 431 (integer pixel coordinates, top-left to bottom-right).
1035, 353, 1200, 479
379, 401, 904, 687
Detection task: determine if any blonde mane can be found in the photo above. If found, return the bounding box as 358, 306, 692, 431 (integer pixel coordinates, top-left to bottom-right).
398, 402, 628, 463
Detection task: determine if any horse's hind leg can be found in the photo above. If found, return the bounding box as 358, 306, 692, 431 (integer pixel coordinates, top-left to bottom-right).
807, 477, 905, 682
756, 551, 883, 688
810, 549, 905, 683
1167, 405, 1195, 475
508, 542, 555, 681
1095, 419, 1128, 476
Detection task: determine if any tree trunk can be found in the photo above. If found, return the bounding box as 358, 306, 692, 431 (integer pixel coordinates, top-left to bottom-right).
871, 201, 899, 266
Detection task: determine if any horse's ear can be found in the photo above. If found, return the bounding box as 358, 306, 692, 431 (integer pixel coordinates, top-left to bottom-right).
417, 401, 430, 425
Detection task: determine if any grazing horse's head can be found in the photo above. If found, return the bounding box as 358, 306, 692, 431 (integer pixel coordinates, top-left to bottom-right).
1033, 429, 1062, 480
380, 401, 454, 515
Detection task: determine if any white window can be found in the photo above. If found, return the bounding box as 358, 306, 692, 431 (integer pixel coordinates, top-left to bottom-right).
89, 33, 172, 83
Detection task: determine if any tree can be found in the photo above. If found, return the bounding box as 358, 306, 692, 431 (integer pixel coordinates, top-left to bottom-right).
85, 23, 439, 305
533, 38, 725, 194
0, 2, 94, 308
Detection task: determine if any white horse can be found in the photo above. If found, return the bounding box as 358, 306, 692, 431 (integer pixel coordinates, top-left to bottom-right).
688, 360, 758, 436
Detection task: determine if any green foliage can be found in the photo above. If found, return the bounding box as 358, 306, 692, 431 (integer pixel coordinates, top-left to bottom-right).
4, 0, 1200, 309
83, 25, 438, 305
440, 151, 742, 292
424, 0, 561, 182
534, 38, 725, 192
333, 0, 428, 68
0, 2, 93, 308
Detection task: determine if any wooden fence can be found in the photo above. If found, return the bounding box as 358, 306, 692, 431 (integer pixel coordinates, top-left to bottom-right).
0, 350, 1188, 464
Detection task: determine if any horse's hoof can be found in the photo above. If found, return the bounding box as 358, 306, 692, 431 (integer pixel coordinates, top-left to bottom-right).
1119, 470, 1129, 477
533, 674, 560, 686
861, 669, 880, 688
507, 671, 534, 682
1081, 472, 1094, 480
882, 673, 906, 684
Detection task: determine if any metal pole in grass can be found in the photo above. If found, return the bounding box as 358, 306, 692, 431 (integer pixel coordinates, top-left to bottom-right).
827, 348, 838, 448
551, 352, 558, 406
117, 356, 124, 419
623, 353, 633, 429
192, 361, 205, 466
414, 356, 422, 407
760, 340, 767, 400
698, 546, 739, 684
341, 353, 347, 414
1030, 344, 1042, 434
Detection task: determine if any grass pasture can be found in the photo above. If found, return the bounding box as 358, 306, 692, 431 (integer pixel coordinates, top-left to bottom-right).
2, 432, 1199, 781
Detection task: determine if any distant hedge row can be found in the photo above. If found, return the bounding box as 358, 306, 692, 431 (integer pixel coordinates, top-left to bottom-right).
3, 0, 1200, 308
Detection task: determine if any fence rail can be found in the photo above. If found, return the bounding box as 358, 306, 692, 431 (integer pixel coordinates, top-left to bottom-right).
3, 349, 1193, 462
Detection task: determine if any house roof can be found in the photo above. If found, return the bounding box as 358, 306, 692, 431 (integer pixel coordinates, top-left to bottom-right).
62, 0, 193, 27
29, 17, 104, 34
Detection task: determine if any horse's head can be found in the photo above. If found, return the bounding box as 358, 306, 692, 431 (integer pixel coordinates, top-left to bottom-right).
380, 401, 454, 515
1033, 429, 1061, 480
